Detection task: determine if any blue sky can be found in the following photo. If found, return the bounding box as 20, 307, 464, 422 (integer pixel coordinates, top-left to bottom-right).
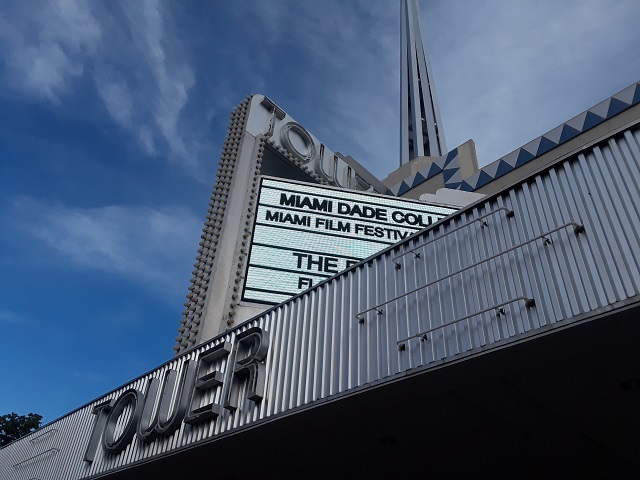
1, 0, 639, 424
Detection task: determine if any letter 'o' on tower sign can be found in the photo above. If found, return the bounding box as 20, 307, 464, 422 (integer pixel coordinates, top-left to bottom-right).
280, 121, 317, 163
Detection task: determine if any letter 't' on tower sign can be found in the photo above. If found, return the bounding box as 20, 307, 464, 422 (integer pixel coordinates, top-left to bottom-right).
400, 0, 446, 165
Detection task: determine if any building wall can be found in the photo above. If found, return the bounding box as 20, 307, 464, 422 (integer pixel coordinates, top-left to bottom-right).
3, 121, 639, 480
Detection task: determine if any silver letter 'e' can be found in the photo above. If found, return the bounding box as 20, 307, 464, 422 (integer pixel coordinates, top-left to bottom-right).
184, 342, 232, 425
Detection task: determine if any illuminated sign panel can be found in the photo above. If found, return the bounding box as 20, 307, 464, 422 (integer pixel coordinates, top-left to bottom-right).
243, 177, 457, 304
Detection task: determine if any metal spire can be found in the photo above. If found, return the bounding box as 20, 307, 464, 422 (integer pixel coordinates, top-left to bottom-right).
400, 0, 446, 166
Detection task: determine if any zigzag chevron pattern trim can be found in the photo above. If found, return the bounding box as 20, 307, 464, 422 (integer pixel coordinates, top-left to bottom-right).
387, 81, 640, 195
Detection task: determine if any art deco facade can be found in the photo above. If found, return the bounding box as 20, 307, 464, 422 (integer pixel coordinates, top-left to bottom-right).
2, 0, 639, 476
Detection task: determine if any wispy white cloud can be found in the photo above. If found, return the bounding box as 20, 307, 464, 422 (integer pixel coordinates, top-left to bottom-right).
1, 0, 638, 177
426, 0, 640, 165
230, 1, 401, 177
0, 0, 100, 102
94, 1, 197, 167
10, 198, 202, 297
292, 2, 400, 176
0, 0, 201, 171
0, 310, 22, 324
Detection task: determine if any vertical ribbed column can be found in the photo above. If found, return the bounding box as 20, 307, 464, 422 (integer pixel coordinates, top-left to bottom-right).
173, 96, 252, 354
400, 0, 446, 165
226, 136, 265, 325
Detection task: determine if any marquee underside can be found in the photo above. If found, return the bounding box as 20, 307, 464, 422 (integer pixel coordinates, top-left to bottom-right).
99, 300, 640, 479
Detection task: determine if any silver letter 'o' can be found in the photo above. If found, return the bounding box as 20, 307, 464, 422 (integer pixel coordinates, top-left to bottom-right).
103, 389, 144, 455
280, 122, 316, 164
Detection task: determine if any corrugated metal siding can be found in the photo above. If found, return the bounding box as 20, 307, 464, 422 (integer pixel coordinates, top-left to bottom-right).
2, 125, 639, 479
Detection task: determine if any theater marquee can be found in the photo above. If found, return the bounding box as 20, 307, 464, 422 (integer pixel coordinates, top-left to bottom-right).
243, 177, 457, 304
